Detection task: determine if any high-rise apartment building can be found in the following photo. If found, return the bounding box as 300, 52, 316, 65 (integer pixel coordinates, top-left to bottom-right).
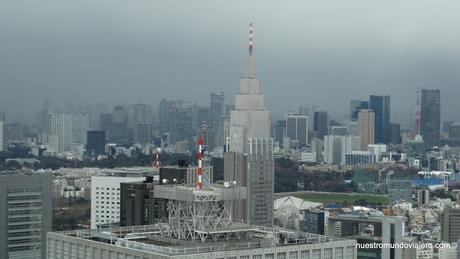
0, 173, 52, 259
50, 113, 73, 152
421, 89, 441, 148
369, 95, 390, 144
225, 23, 274, 226
313, 111, 328, 140
358, 109, 375, 150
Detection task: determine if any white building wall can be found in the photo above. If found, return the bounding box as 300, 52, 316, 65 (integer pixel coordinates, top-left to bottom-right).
368, 144, 387, 162
50, 113, 73, 152
438, 243, 457, 259
90, 176, 145, 229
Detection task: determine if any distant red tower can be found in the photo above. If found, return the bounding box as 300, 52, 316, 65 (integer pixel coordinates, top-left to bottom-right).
151, 148, 161, 168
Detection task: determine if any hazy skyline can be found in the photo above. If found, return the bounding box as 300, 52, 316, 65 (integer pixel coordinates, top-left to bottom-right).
1, 0, 460, 126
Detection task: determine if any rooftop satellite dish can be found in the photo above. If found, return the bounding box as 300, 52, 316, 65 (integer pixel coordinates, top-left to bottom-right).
162, 179, 167, 184
224, 181, 230, 188
232, 181, 237, 186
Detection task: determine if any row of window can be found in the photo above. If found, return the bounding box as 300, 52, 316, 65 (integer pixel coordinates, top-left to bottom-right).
8, 202, 42, 208
95, 206, 120, 210
95, 192, 119, 196
7, 188, 42, 194
95, 201, 120, 204
95, 187, 120, 191
7, 195, 42, 201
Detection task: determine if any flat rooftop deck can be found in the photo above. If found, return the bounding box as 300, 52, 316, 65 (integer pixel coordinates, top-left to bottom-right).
56, 224, 346, 256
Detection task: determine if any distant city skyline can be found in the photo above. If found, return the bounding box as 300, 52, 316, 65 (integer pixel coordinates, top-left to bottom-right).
1, 1, 460, 125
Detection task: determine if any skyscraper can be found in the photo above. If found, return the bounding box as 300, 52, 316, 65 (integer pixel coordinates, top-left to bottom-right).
313, 111, 328, 140
0, 120, 6, 151
50, 113, 73, 152
369, 95, 390, 144
86, 130, 106, 155
210, 92, 225, 132
72, 113, 90, 145
225, 23, 274, 226
358, 109, 375, 150
0, 173, 52, 259
441, 206, 460, 243
421, 89, 441, 148
286, 114, 309, 147
350, 100, 369, 121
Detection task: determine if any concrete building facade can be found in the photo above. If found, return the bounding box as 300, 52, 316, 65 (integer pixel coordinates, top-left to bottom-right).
47, 225, 357, 259
225, 24, 274, 226
50, 113, 73, 152
358, 109, 375, 151
91, 176, 146, 229
0, 173, 52, 259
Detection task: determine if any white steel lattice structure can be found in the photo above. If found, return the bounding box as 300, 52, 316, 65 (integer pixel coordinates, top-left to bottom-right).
154, 185, 246, 242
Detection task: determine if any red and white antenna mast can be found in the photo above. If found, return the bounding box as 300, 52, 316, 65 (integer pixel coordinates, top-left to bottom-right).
197, 136, 203, 189
152, 148, 161, 168
249, 22, 254, 55
197, 121, 208, 189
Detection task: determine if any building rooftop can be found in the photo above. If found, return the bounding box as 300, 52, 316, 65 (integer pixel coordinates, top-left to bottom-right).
52, 224, 349, 256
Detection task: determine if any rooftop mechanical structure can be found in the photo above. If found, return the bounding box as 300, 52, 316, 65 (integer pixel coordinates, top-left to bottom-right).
154, 184, 246, 242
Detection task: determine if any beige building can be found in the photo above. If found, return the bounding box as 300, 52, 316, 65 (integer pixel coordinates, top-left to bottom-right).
358, 109, 375, 150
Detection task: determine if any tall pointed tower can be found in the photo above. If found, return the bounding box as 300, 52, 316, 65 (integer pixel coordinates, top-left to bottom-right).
225, 23, 274, 226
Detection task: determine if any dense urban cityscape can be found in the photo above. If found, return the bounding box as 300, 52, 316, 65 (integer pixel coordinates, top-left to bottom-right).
2, 2, 460, 259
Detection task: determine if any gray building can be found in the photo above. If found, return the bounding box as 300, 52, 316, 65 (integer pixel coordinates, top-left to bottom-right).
441, 206, 460, 243
226, 24, 274, 226
47, 224, 357, 259
313, 111, 328, 140
350, 100, 369, 121
120, 178, 157, 227
420, 89, 441, 148
0, 120, 7, 151
300, 210, 329, 235
286, 114, 309, 147
388, 180, 413, 203
416, 189, 430, 207
210, 92, 225, 134
328, 215, 404, 259
369, 95, 391, 144
0, 173, 52, 259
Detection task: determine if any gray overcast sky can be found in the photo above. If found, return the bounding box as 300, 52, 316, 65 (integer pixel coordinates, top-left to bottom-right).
1, 0, 460, 126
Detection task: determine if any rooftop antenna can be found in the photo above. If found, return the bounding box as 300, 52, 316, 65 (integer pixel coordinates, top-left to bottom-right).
249, 22, 254, 55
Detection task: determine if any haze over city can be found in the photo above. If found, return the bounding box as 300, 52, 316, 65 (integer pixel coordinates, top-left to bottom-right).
2, 0, 460, 125
2, 2, 460, 259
